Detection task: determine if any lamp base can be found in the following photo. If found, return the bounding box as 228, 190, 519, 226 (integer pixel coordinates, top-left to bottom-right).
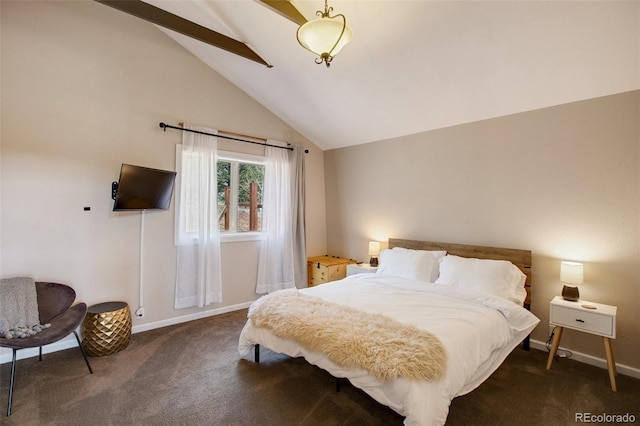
369, 256, 378, 267
561, 285, 580, 301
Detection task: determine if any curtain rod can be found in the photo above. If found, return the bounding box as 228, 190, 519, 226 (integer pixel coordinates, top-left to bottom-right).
159, 122, 308, 153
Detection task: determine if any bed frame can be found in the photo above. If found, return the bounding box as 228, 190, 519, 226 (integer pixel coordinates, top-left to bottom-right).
388, 238, 533, 350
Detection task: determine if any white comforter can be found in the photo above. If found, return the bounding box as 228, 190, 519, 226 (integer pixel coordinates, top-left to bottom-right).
238, 273, 540, 426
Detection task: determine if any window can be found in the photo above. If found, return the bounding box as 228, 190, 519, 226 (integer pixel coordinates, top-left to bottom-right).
176, 148, 265, 243
217, 151, 265, 237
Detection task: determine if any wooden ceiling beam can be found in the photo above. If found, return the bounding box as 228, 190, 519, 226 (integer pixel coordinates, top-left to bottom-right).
258, 0, 307, 26
95, 0, 272, 68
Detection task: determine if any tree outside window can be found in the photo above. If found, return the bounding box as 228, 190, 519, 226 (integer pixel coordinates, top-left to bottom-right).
217, 160, 264, 232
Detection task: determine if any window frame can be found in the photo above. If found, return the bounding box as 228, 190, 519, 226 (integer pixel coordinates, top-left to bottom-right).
217, 150, 265, 243
175, 147, 265, 244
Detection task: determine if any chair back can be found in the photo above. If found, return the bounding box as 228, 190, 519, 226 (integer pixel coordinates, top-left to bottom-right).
35, 282, 76, 324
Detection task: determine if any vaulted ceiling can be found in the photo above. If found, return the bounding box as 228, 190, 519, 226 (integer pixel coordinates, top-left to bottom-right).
120, 1, 639, 150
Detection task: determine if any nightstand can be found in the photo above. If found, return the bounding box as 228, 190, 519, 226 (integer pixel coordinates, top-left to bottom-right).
307, 256, 356, 287
546, 296, 617, 391
346, 263, 378, 276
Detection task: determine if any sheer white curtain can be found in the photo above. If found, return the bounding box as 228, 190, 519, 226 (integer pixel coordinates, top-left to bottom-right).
174, 125, 222, 308
256, 142, 306, 294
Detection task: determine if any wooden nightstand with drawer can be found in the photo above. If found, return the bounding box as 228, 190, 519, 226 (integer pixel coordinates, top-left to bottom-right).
307, 256, 356, 287
546, 296, 618, 391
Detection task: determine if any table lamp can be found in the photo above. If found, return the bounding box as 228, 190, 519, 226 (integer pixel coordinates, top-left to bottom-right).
560, 261, 583, 301
368, 241, 380, 267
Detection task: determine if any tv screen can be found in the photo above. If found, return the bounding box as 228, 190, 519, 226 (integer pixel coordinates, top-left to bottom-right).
113, 164, 177, 211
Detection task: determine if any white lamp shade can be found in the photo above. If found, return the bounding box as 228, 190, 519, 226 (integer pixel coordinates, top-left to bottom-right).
368, 241, 380, 256
297, 17, 353, 57
560, 261, 584, 285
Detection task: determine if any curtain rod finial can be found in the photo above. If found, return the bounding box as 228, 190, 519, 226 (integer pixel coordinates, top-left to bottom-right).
159, 122, 167, 131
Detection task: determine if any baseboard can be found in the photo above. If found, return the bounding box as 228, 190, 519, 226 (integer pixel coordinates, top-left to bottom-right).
529, 338, 640, 379
130, 300, 253, 333
0, 301, 254, 365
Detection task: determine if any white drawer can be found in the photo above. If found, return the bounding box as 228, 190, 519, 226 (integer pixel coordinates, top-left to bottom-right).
550, 304, 614, 338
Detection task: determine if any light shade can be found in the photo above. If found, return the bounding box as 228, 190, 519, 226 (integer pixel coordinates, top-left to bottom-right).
560, 261, 584, 285
296, 1, 353, 67
368, 241, 381, 256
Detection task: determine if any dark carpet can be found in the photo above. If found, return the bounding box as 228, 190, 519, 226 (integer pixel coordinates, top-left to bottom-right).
1, 309, 638, 425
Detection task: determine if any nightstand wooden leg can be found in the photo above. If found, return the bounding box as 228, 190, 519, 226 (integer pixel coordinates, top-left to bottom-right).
603, 337, 617, 392
605, 337, 617, 376
546, 326, 563, 370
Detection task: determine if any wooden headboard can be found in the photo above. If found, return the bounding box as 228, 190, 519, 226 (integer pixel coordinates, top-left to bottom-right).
388, 238, 532, 309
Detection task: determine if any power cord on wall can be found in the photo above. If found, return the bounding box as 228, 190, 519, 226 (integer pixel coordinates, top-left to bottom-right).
546, 326, 573, 359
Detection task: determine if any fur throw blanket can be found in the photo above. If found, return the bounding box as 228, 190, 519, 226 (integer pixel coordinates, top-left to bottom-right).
249, 289, 447, 382
0, 277, 51, 339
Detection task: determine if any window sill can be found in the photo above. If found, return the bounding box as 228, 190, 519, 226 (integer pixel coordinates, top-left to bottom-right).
220, 232, 263, 243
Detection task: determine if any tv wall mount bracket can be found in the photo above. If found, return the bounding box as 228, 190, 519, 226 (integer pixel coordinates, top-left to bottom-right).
111, 182, 119, 200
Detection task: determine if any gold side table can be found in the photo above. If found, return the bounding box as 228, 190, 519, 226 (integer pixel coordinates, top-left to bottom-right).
81, 301, 132, 357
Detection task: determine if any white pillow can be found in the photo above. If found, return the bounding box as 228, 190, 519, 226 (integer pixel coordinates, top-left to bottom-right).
376, 248, 446, 282
435, 255, 527, 304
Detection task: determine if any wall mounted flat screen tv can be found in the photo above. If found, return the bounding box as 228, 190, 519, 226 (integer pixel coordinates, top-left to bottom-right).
112, 164, 177, 211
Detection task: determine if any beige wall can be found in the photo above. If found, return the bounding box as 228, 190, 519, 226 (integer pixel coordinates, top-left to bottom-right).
324, 91, 640, 371
0, 0, 326, 333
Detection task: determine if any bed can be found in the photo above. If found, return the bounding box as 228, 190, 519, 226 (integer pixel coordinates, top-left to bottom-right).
238, 238, 540, 425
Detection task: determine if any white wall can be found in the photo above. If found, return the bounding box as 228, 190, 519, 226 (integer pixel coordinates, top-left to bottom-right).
0, 0, 326, 344
324, 91, 640, 370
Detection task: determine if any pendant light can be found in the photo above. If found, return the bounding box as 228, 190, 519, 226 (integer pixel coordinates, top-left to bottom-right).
296, 0, 353, 67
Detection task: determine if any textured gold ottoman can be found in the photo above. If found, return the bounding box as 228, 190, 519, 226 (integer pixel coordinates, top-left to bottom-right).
81, 302, 132, 357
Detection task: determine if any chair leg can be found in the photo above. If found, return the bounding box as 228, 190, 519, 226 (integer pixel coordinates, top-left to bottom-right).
7, 349, 17, 416
5, 333, 93, 416
73, 331, 93, 374
39, 346, 42, 361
